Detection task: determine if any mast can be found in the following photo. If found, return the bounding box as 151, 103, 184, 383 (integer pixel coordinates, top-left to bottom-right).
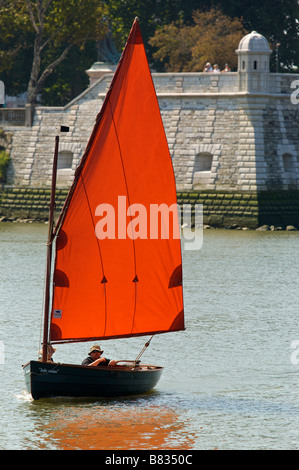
42, 127, 68, 362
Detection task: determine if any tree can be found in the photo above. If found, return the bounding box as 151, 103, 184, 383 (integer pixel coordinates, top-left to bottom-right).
148, 19, 194, 72
0, 150, 10, 183
0, 0, 107, 105
217, 0, 299, 71
105, 0, 212, 65
41, 41, 98, 106
149, 8, 248, 72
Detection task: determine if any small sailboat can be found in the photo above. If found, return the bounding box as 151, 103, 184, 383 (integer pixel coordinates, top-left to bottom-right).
23, 18, 184, 400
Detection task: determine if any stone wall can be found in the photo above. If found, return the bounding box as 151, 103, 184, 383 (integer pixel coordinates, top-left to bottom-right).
4, 70, 299, 192
1, 187, 299, 229
0, 187, 67, 220
1, 53, 299, 228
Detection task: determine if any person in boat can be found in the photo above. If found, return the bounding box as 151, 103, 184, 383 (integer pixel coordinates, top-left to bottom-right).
38, 344, 56, 362
81, 345, 117, 367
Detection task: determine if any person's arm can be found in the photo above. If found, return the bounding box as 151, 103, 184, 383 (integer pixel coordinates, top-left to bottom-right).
88, 357, 109, 366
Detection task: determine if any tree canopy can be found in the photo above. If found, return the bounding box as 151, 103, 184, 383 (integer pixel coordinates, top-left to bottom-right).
0, 0, 298, 106
0, 0, 107, 105
149, 9, 248, 72
105, 0, 299, 72
218, 0, 299, 71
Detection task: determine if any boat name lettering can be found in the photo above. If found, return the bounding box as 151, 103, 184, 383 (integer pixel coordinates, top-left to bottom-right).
39, 368, 59, 374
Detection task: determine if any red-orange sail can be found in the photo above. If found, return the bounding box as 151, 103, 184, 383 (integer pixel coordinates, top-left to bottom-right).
50, 18, 184, 343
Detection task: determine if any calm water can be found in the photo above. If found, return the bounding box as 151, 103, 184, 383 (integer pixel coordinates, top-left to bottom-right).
1, 222, 299, 450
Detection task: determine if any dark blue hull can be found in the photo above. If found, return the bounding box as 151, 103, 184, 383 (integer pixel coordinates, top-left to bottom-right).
23, 360, 163, 400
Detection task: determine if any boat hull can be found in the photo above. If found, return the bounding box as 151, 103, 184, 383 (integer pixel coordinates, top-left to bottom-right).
23, 361, 163, 400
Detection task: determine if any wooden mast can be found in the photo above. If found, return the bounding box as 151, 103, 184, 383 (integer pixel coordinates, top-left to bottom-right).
42, 127, 69, 362
42, 135, 59, 362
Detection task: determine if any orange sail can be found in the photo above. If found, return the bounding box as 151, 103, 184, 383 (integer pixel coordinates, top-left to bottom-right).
50, 19, 184, 343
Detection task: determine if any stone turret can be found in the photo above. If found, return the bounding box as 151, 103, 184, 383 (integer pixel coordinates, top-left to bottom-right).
236, 31, 272, 92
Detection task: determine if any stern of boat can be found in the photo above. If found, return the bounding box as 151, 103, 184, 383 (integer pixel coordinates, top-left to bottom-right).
22, 361, 33, 396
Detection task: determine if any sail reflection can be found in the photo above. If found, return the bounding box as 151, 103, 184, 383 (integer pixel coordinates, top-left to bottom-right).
39, 400, 195, 450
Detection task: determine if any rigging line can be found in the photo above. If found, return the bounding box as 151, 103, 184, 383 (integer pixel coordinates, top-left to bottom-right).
80, 173, 108, 336
134, 335, 154, 364
108, 99, 138, 334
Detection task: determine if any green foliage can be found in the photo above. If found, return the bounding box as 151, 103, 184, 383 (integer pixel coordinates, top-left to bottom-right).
0, 0, 107, 105
104, 0, 206, 64
0, 0, 298, 105
0, 150, 10, 183
216, 0, 299, 71
41, 41, 97, 106
149, 8, 248, 72
105, 0, 185, 50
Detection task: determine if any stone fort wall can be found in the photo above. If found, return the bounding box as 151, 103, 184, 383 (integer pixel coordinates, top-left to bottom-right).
1, 31, 299, 228
5, 71, 299, 193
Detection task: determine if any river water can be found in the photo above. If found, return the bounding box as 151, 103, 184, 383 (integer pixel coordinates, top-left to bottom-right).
0, 222, 299, 450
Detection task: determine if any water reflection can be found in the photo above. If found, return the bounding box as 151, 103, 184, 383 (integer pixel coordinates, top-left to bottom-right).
18, 387, 299, 450
2, 224, 299, 449
25, 394, 196, 450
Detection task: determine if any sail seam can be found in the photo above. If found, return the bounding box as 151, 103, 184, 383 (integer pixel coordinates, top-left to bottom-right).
80, 174, 108, 336
108, 99, 138, 335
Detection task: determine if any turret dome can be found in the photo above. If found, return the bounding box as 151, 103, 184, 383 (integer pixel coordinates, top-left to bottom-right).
237, 31, 271, 54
